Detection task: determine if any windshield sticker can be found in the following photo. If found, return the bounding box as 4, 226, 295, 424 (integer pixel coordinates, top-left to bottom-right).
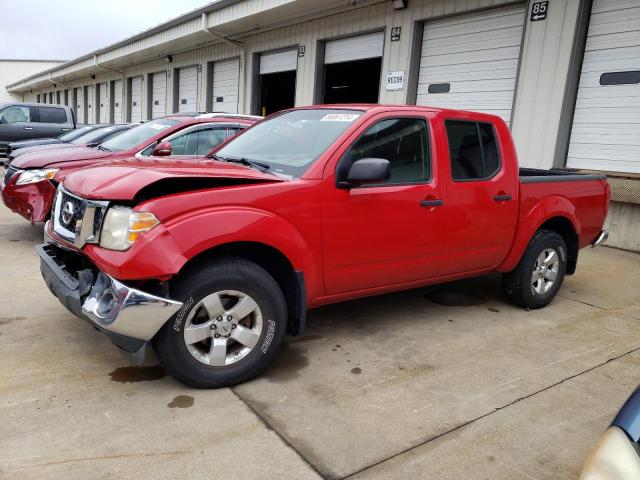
148, 124, 170, 130
320, 113, 359, 122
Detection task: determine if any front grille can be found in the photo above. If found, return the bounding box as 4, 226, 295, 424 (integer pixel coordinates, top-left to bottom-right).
3, 166, 17, 185
54, 190, 86, 242
52, 186, 109, 247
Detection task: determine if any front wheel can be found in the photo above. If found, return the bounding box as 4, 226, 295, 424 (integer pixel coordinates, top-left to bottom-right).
153, 257, 287, 388
503, 230, 567, 309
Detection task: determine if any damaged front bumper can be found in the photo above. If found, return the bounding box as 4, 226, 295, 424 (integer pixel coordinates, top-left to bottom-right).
37, 239, 183, 362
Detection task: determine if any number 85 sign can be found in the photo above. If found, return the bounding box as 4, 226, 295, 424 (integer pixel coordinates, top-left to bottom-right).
530, 1, 548, 21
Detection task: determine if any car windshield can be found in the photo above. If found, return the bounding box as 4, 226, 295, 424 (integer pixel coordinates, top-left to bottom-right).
99, 118, 180, 152
215, 109, 363, 177
71, 126, 120, 145
57, 126, 94, 141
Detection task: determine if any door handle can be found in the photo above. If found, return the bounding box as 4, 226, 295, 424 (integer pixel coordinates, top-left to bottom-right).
23, 126, 33, 131
493, 194, 512, 202
420, 199, 444, 207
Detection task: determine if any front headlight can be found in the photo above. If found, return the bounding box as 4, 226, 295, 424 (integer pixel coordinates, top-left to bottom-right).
580, 427, 640, 479
99, 206, 159, 251
16, 168, 59, 185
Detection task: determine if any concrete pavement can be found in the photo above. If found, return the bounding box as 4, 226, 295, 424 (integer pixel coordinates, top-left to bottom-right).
0, 202, 638, 479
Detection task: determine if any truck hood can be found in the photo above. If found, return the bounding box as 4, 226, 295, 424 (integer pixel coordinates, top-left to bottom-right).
10, 145, 112, 169
63, 157, 286, 201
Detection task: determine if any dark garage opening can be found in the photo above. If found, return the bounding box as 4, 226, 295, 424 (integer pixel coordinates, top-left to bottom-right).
323, 57, 381, 104
259, 70, 296, 116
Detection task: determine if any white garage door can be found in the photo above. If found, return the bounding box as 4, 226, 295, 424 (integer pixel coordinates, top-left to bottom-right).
324, 32, 384, 64
151, 72, 167, 118
178, 66, 198, 112
259, 49, 297, 74
113, 80, 123, 123
98, 82, 108, 123
567, 0, 640, 173
75, 87, 84, 124
416, 4, 526, 125
212, 58, 240, 113
130, 76, 143, 123
86, 85, 94, 123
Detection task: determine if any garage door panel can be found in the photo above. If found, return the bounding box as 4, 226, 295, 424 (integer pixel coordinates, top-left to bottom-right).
113, 80, 123, 123
417, 5, 525, 125
259, 50, 297, 74
424, 26, 524, 51
324, 32, 384, 64
424, 9, 524, 38
420, 46, 522, 68
151, 72, 167, 119
178, 66, 198, 113
578, 46, 640, 72
212, 58, 239, 113
130, 77, 143, 123
592, 0, 638, 13
75, 88, 85, 124
585, 30, 640, 51
98, 83, 108, 123
567, 0, 640, 173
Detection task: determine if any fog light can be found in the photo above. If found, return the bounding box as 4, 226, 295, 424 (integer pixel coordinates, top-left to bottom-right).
97, 289, 117, 317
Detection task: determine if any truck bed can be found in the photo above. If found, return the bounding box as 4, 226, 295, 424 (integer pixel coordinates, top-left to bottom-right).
519, 168, 607, 184
518, 168, 609, 250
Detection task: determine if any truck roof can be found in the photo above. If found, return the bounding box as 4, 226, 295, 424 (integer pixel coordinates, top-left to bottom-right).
289, 104, 505, 121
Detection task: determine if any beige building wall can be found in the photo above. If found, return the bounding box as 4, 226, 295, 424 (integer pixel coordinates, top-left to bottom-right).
0, 60, 65, 103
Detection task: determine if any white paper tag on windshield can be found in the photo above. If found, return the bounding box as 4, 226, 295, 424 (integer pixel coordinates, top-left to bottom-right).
320, 113, 359, 122
149, 124, 169, 130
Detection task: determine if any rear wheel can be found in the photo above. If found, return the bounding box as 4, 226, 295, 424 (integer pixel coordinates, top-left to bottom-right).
153, 257, 287, 388
503, 230, 567, 309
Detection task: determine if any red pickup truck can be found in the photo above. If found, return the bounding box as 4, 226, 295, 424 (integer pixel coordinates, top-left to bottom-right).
37, 105, 609, 388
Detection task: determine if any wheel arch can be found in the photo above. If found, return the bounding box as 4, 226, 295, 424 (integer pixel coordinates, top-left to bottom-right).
172, 241, 307, 336
499, 195, 581, 274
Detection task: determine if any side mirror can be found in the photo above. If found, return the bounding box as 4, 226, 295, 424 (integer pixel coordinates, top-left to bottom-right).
152, 141, 172, 157
339, 158, 390, 188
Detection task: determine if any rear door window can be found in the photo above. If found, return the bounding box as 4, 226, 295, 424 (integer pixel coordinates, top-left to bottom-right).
445, 120, 500, 181
39, 107, 68, 124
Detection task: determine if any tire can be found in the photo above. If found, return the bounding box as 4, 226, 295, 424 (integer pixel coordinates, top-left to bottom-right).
153, 256, 287, 388
502, 230, 567, 309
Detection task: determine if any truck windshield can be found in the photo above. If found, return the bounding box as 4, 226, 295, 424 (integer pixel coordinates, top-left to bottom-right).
99, 118, 179, 152
215, 109, 363, 177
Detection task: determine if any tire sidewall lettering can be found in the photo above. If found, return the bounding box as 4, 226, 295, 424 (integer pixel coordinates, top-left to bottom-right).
173, 296, 194, 332
261, 319, 276, 354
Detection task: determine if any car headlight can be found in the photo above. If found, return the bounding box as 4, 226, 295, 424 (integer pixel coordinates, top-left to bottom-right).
580, 427, 640, 479
99, 206, 160, 251
16, 168, 59, 185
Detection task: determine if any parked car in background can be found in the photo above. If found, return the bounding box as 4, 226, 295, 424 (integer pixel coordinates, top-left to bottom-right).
3, 125, 106, 160
580, 386, 640, 479
0, 103, 76, 158
1, 113, 260, 223
36, 105, 609, 388
8, 124, 133, 160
